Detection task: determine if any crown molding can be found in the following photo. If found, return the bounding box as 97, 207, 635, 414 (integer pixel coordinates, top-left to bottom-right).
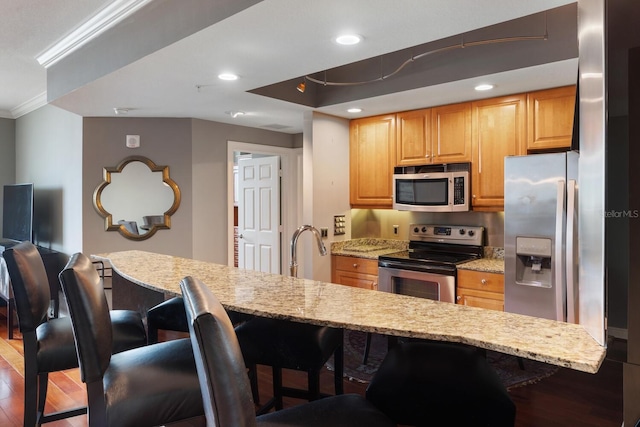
36, 0, 153, 69
11, 92, 48, 118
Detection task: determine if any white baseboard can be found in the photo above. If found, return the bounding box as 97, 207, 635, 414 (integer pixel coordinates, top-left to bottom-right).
608, 326, 628, 340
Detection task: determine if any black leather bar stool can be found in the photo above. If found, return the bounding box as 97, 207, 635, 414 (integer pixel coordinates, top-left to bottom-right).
58, 252, 204, 427
180, 275, 396, 427
3, 242, 148, 427
366, 340, 516, 427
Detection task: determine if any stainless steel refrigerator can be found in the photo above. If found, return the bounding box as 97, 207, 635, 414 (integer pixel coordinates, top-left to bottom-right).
504, 151, 579, 323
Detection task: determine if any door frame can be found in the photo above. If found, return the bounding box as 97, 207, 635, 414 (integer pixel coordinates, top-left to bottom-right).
227, 141, 301, 273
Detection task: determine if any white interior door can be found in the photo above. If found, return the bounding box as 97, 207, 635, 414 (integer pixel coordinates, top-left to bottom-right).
237, 156, 281, 273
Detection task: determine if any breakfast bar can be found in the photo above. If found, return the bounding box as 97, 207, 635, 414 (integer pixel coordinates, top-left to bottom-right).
95, 250, 606, 374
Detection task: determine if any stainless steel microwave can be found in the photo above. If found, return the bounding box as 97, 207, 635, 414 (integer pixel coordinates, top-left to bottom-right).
392, 163, 470, 212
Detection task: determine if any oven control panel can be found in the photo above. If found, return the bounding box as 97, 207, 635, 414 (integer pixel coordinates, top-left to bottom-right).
409, 224, 484, 246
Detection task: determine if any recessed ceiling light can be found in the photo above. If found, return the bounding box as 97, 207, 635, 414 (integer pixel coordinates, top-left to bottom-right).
218, 73, 238, 81
335, 34, 362, 45
475, 84, 494, 91
347, 107, 362, 113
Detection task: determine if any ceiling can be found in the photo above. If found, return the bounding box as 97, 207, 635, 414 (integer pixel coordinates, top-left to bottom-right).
2, 0, 578, 134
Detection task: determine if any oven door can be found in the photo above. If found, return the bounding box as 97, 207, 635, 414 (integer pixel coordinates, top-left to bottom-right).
378, 266, 455, 303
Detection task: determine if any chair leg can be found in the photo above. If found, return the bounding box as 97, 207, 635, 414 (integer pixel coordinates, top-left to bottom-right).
37, 373, 48, 420
308, 370, 321, 401
7, 298, 14, 339
334, 343, 344, 395
362, 332, 372, 365
23, 366, 37, 427
247, 364, 260, 404
272, 366, 283, 411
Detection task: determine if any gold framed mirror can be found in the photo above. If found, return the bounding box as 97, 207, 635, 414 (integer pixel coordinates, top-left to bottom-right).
93, 156, 181, 241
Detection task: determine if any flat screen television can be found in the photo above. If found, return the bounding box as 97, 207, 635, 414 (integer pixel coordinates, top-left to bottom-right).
2, 183, 34, 244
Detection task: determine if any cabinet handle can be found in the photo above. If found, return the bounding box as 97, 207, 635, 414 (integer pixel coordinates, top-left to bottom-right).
353, 263, 358, 268
456, 296, 462, 301
425, 154, 430, 158
481, 279, 487, 285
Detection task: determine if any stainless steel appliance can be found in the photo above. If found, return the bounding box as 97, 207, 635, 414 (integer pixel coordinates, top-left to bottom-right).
504, 152, 579, 322
392, 163, 470, 212
378, 224, 484, 303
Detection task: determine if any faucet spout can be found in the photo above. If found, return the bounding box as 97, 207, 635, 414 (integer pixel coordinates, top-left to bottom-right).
289, 225, 327, 278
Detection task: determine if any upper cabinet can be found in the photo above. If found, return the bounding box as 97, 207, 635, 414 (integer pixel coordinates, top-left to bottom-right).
396, 102, 472, 166
349, 86, 575, 210
430, 102, 473, 164
471, 94, 526, 211
396, 108, 432, 166
350, 114, 396, 208
526, 85, 577, 152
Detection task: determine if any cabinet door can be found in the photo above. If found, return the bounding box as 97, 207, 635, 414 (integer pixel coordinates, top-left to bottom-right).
527, 85, 576, 152
457, 269, 504, 293
431, 102, 472, 163
456, 270, 504, 311
457, 289, 504, 311
350, 114, 396, 208
471, 94, 526, 210
396, 109, 431, 166
331, 256, 379, 291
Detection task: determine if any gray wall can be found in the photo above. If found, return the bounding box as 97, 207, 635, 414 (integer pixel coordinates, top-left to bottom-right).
15, 105, 83, 253
191, 118, 296, 264
82, 117, 194, 258
0, 118, 16, 237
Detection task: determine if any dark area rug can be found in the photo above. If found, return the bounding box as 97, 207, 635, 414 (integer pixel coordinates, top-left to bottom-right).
327, 330, 559, 390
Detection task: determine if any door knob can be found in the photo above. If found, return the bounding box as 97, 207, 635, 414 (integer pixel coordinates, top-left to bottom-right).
239, 234, 244, 239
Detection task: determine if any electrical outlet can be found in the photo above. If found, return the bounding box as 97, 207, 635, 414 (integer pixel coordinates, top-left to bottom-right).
320, 227, 328, 238
393, 225, 399, 235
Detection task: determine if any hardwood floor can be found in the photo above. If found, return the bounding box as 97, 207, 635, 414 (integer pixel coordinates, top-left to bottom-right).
0, 305, 623, 426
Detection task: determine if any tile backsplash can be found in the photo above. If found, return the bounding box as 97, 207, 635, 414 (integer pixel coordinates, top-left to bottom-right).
350, 209, 504, 247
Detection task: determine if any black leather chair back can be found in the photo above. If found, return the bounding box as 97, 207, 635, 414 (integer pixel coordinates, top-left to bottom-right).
3, 242, 51, 333
58, 252, 113, 384
181, 276, 257, 427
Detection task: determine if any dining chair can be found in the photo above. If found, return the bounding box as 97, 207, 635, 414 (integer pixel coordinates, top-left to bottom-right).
366, 340, 516, 427
179, 275, 396, 427
2, 241, 148, 427
58, 252, 204, 427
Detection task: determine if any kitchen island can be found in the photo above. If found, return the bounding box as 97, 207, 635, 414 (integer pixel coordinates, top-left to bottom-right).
95, 250, 606, 374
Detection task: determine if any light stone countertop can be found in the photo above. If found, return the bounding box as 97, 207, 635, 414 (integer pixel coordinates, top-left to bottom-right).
458, 258, 505, 274
94, 250, 605, 374
330, 238, 408, 260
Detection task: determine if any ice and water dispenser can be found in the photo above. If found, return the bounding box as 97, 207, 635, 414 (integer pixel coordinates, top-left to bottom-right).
514, 237, 552, 288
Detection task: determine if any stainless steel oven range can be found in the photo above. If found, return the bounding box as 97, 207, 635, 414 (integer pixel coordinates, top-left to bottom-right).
378, 224, 484, 303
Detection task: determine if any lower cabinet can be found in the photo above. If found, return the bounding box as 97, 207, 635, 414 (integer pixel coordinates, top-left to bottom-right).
456, 269, 504, 311
331, 255, 378, 290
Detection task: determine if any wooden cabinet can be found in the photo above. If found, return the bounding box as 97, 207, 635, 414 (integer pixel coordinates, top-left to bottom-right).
471, 94, 526, 211
456, 269, 504, 311
430, 102, 472, 163
350, 114, 396, 208
331, 255, 378, 290
526, 85, 576, 152
396, 108, 432, 166
396, 102, 471, 166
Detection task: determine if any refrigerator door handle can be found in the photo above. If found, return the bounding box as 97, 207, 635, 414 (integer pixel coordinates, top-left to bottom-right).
566, 179, 578, 323
555, 180, 567, 321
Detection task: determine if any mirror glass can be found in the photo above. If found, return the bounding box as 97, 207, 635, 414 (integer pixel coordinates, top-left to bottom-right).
93, 156, 181, 240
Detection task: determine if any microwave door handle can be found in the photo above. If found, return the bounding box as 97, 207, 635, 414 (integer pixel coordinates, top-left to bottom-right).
566, 179, 578, 324
555, 180, 566, 322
